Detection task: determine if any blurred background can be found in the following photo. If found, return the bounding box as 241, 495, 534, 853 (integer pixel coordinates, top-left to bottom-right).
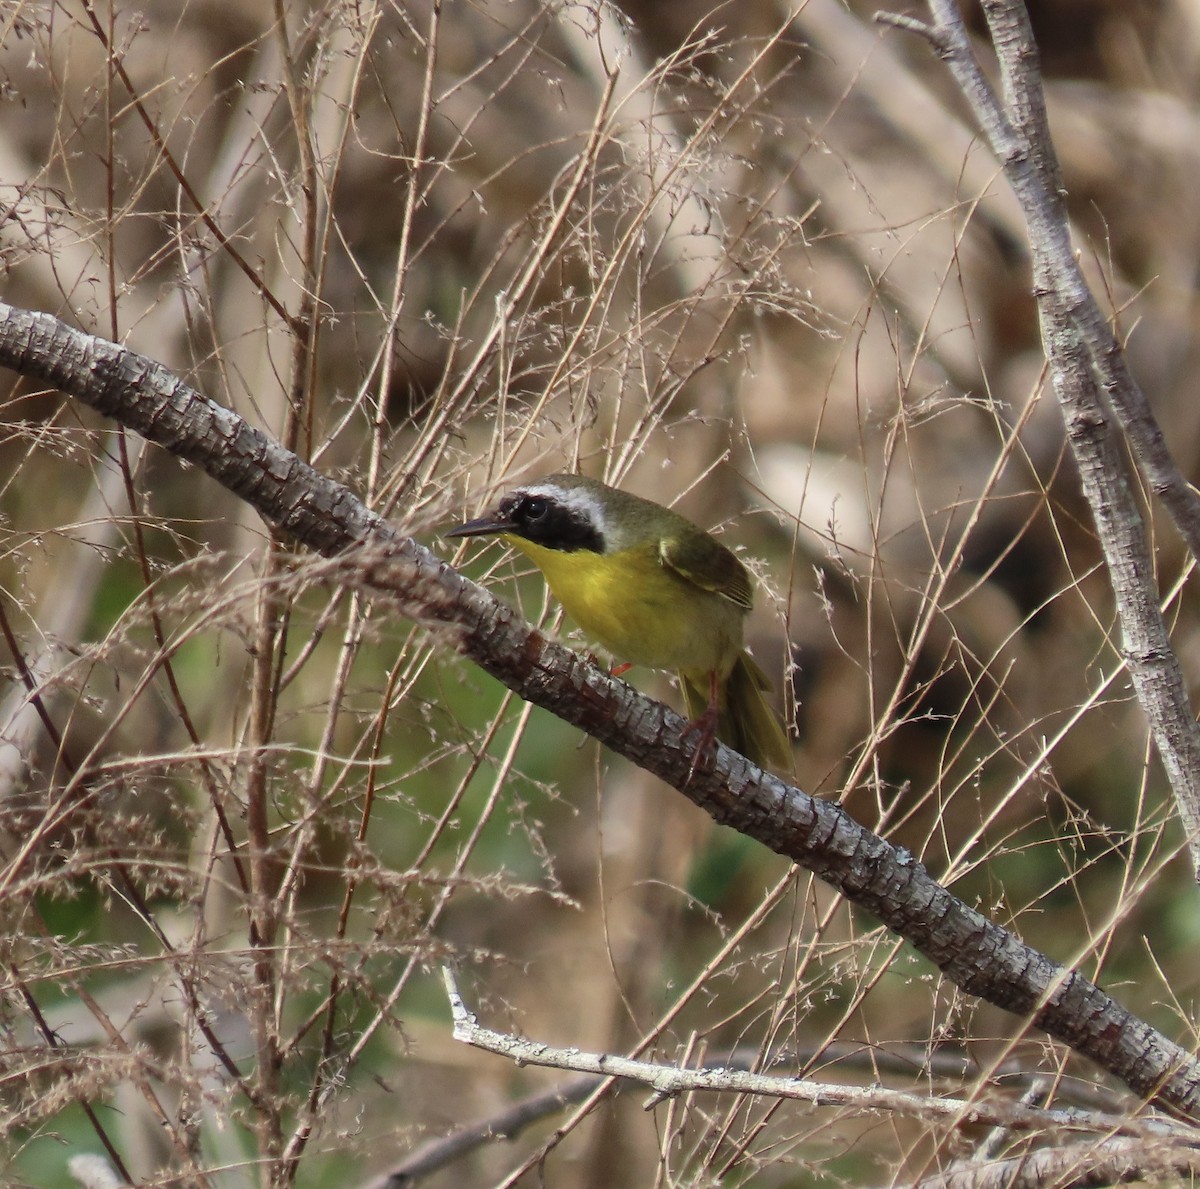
1, 0, 1198, 1185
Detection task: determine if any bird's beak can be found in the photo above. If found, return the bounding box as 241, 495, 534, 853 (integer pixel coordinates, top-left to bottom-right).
444, 510, 511, 539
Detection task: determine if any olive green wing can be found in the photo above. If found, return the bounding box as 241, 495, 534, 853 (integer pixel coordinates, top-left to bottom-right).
659, 532, 754, 609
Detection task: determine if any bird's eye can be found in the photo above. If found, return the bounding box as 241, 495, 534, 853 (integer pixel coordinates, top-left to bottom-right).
522, 496, 549, 523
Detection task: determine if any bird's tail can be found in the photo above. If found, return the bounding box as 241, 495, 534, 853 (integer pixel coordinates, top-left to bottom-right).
680, 652, 792, 773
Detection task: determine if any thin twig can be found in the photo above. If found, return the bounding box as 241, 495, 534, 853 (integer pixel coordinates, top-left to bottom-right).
78, 0, 300, 335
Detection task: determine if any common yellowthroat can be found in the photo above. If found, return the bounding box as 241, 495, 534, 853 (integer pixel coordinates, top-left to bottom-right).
447, 474, 791, 772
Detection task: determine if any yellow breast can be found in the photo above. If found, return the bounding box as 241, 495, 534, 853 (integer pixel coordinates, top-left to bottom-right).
505, 535, 743, 678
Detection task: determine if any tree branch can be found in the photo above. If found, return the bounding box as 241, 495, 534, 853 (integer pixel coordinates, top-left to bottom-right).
359, 1073, 599, 1189
2, 302, 1199, 1120
440, 967, 1185, 1138
915, 1134, 1200, 1189
879, 0, 1200, 879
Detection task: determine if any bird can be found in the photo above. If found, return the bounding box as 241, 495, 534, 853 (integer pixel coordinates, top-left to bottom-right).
446, 473, 791, 772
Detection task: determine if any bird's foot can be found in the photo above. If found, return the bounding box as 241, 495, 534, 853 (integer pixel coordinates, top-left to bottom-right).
681, 704, 719, 782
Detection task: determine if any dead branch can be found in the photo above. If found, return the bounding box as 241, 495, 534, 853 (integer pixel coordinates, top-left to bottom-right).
878, 0, 1200, 879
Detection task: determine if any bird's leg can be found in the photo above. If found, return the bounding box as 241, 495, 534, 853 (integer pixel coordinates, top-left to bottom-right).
681, 671, 721, 780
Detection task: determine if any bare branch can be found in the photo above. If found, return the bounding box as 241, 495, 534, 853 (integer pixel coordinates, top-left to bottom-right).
359, 1074, 598, 1189
441, 967, 1186, 1139
915, 1135, 1200, 1189
879, 0, 1200, 877
3, 301, 1199, 1122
